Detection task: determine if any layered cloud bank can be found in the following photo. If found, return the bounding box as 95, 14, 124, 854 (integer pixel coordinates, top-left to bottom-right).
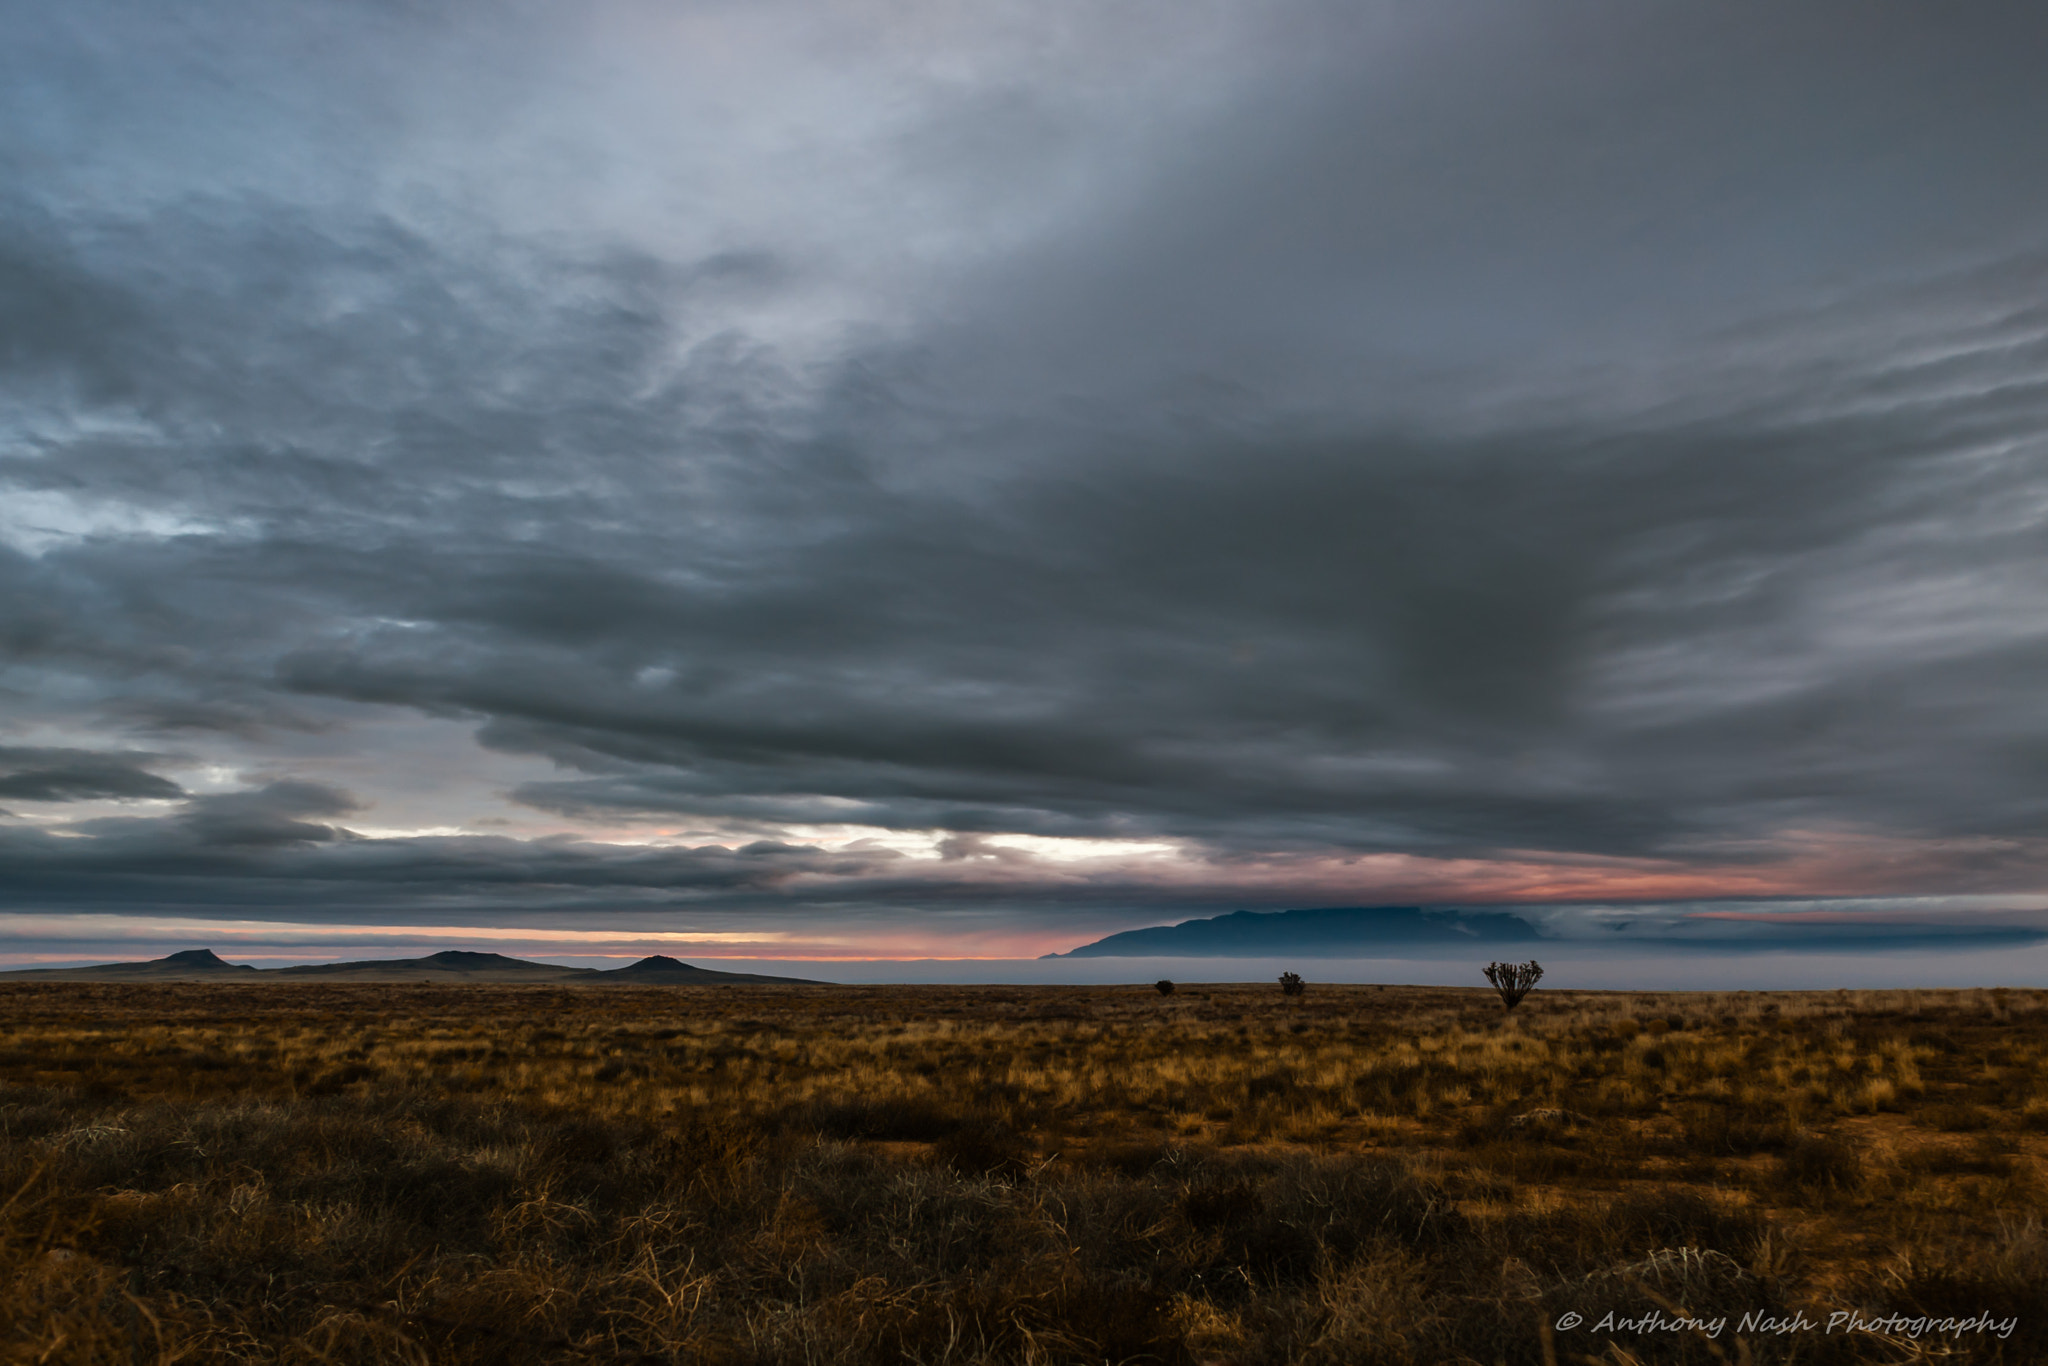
4, 3, 2048, 968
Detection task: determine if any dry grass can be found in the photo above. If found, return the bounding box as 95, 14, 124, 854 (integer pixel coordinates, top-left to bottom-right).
1, 981, 2044, 1364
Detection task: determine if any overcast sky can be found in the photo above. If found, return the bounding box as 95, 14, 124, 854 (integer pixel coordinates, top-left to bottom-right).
5, 1, 2048, 969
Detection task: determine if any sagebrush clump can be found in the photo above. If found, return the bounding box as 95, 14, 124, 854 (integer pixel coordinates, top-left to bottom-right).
1485, 958, 1543, 1009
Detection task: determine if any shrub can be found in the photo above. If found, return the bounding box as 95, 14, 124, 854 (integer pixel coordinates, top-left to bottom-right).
1863, 1219, 2048, 1364
1278, 972, 1305, 997
1483, 960, 1542, 1009
1156, 979, 1175, 996
796, 1095, 961, 1142
931, 1118, 1031, 1179
1778, 1134, 1864, 1193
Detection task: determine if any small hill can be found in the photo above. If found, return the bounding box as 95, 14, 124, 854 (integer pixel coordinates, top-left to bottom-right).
0, 947, 826, 985
275, 950, 594, 982
155, 949, 256, 972
605, 954, 823, 985
0, 947, 262, 980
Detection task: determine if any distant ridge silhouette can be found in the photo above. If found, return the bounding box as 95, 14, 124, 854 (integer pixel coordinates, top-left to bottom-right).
612, 954, 695, 975
0, 948, 824, 985
158, 949, 251, 970
605, 954, 815, 983
280, 950, 554, 976
1047, 906, 1544, 958
0, 947, 261, 979
1046, 904, 2048, 957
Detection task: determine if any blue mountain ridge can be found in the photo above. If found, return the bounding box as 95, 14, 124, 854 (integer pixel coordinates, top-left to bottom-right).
1044, 905, 2048, 958
1045, 906, 1544, 958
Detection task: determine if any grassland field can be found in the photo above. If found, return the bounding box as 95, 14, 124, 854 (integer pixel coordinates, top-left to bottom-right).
2, 980, 2045, 1365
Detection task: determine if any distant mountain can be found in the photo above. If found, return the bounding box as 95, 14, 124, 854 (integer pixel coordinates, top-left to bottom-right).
1048, 904, 2048, 958
276, 950, 591, 982
1047, 906, 1545, 958
604, 954, 821, 985
0, 948, 825, 985
0, 947, 266, 980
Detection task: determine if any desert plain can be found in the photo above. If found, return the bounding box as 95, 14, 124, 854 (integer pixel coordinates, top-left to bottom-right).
3, 979, 2044, 1364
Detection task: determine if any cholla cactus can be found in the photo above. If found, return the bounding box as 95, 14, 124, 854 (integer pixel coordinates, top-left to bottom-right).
1484, 960, 1543, 1009
1278, 971, 1305, 997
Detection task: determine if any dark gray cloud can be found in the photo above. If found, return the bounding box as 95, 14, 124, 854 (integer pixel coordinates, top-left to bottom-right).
0, 746, 183, 802
3, 1, 2048, 951
177, 780, 360, 848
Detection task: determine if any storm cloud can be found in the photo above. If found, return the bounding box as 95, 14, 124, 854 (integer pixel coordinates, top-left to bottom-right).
4, 1, 2048, 962
0, 746, 184, 803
